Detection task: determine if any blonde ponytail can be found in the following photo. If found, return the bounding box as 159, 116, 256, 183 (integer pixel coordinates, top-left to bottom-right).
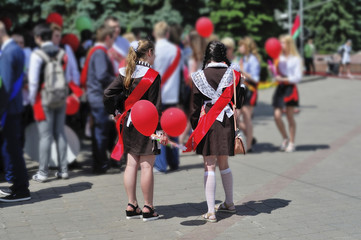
124, 39, 155, 89
124, 48, 137, 89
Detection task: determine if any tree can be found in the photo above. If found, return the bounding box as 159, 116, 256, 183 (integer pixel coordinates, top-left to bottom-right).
208, 0, 286, 45
305, 0, 361, 53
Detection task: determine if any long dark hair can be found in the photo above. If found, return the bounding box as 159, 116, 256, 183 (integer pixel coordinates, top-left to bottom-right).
202, 41, 231, 70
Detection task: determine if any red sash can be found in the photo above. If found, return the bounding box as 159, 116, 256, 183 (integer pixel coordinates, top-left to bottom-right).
33, 81, 83, 121
80, 46, 108, 87
184, 70, 241, 152
111, 68, 159, 160
160, 47, 181, 88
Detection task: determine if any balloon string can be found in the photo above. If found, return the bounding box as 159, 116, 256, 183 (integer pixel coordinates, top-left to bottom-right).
150, 134, 187, 151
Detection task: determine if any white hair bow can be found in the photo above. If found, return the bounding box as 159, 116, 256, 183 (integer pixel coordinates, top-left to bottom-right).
130, 41, 139, 52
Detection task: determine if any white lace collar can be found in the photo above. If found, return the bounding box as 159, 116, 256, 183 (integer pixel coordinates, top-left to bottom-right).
191, 67, 233, 101
205, 62, 228, 68
191, 67, 235, 122
119, 65, 150, 78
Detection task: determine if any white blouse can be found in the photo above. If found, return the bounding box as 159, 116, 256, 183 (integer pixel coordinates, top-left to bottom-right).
278, 55, 303, 84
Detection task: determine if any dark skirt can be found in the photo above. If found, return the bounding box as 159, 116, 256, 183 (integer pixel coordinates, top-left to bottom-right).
272, 84, 299, 108
243, 81, 258, 107
196, 106, 235, 156
122, 113, 160, 156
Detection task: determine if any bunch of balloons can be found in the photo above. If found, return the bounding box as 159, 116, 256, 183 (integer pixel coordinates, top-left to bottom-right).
131, 101, 187, 137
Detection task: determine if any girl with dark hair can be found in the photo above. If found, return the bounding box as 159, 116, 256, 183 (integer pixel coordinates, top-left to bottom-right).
187, 41, 244, 222
104, 39, 168, 221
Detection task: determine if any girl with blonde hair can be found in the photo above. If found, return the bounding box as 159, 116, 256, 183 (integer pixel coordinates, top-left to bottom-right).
104, 39, 168, 221
273, 35, 302, 152
238, 36, 261, 152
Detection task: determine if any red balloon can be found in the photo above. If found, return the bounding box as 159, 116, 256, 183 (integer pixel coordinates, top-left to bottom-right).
265, 38, 282, 59
46, 12, 63, 28
66, 95, 80, 115
61, 34, 80, 52
196, 17, 214, 38
131, 100, 159, 136
161, 108, 187, 137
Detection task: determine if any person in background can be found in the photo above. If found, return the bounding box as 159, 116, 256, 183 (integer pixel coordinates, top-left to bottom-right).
86, 25, 115, 174
104, 16, 130, 75
189, 30, 207, 74
123, 32, 136, 44
11, 32, 33, 148
304, 38, 316, 75
77, 29, 93, 70
153, 21, 182, 173
237, 37, 261, 152
273, 35, 302, 153
0, 21, 31, 202
221, 37, 236, 63
11, 33, 31, 77
77, 29, 93, 140
338, 40, 353, 78
50, 23, 80, 86
178, 30, 207, 145
28, 23, 69, 182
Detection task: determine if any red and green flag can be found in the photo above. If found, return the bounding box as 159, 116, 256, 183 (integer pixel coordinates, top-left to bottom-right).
291, 14, 300, 39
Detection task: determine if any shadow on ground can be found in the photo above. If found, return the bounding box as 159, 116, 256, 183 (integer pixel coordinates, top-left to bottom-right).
157, 198, 291, 226
0, 182, 93, 208
250, 142, 329, 154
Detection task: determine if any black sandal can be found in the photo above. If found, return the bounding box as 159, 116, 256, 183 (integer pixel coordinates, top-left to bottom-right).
125, 203, 142, 219
142, 205, 159, 222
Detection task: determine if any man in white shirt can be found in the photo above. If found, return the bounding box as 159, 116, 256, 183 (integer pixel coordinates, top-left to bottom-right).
153, 21, 182, 173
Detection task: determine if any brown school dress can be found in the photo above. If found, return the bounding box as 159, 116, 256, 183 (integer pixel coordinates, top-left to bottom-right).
104, 67, 161, 156
190, 65, 243, 156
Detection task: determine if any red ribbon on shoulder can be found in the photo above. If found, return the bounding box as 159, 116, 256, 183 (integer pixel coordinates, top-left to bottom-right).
80, 46, 108, 88
160, 47, 181, 88
111, 68, 159, 161
184, 70, 240, 152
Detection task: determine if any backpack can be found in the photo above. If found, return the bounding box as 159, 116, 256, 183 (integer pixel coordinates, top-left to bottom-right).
34, 49, 68, 108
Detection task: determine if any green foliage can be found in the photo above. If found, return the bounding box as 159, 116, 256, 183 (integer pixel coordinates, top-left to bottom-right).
305, 0, 361, 53
208, 0, 286, 45
1, 0, 359, 55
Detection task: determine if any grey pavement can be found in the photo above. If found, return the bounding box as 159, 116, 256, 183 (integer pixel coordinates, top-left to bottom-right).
1, 76, 361, 240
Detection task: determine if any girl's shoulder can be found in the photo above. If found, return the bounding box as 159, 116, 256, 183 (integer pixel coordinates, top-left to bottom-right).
119, 65, 156, 79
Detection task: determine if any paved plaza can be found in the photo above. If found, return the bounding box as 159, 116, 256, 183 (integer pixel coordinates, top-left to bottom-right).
1, 76, 361, 240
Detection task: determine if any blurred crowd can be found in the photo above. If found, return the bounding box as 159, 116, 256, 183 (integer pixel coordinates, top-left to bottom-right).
1, 13, 266, 180
3, 12, 352, 190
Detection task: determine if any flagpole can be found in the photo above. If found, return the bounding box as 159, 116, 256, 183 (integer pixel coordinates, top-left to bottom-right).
288, 0, 292, 35
300, 0, 304, 58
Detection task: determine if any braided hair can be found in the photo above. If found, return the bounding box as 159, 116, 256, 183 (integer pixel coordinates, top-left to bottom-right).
202, 41, 231, 70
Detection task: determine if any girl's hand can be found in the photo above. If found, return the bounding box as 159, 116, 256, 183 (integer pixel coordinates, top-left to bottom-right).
159, 134, 169, 145
275, 76, 285, 82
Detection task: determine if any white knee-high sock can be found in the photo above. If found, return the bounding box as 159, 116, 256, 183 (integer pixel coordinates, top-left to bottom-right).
220, 168, 233, 205
204, 171, 216, 213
